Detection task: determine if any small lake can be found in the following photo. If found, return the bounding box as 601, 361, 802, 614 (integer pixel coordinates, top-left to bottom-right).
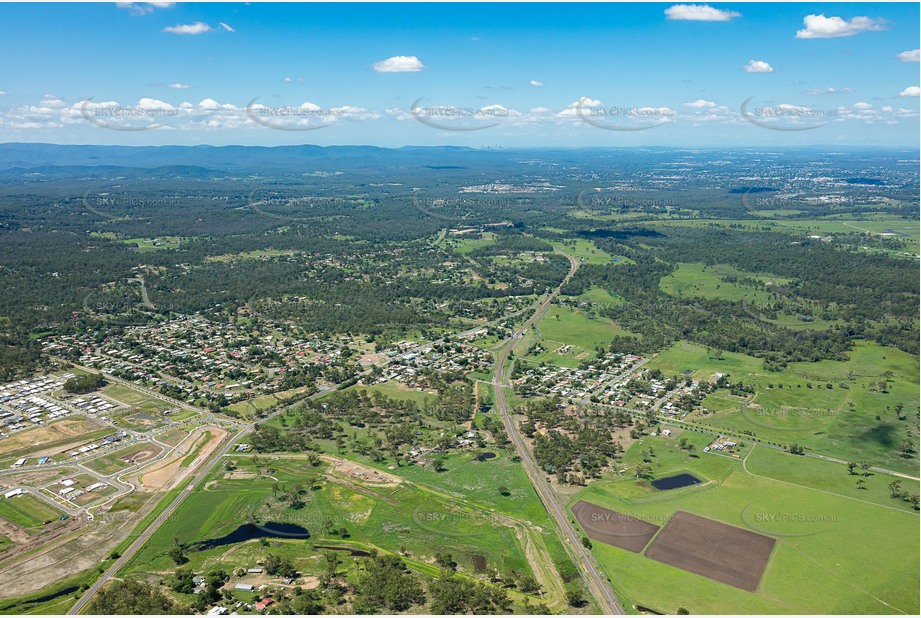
651, 473, 701, 491
476, 452, 496, 461
194, 522, 310, 550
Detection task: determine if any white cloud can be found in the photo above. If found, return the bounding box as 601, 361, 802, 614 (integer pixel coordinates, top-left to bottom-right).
116, 2, 175, 15
163, 22, 211, 35
897, 49, 920, 63
853, 102, 873, 110
283, 77, 292, 83
530, 80, 544, 87
743, 60, 773, 73
39, 97, 67, 108
684, 99, 716, 108
168, 82, 189, 89
795, 14, 886, 39
803, 87, 853, 95
219, 22, 234, 32
0, 90, 7, 96
529, 107, 551, 113
900, 86, 920, 97
664, 4, 740, 21
371, 56, 425, 73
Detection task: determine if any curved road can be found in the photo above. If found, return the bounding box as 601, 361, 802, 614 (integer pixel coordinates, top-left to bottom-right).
67, 427, 248, 615
492, 251, 627, 615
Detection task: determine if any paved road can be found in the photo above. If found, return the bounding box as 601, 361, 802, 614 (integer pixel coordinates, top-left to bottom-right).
67, 426, 247, 615
492, 252, 627, 615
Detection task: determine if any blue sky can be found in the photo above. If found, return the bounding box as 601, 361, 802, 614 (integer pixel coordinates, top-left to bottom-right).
0, 2, 918, 147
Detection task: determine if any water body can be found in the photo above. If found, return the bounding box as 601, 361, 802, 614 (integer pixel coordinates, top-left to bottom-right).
651, 473, 701, 491
476, 452, 496, 461
194, 522, 310, 551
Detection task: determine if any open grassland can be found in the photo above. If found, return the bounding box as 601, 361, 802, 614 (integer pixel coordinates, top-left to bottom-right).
523, 305, 630, 368
224, 386, 312, 418
659, 262, 788, 304
0, 495, 62, 530
571, 431, 919, 615
443, 232, 498, 254
648, 340, 919, 474
551, 239, 621, 265
101, 384, 171, 413
121, 456, 545, 589
352, 381, 438, 405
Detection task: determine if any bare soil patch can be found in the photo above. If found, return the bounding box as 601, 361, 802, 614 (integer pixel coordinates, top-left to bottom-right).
644, 510, 775, 592
572, 501, 659, 553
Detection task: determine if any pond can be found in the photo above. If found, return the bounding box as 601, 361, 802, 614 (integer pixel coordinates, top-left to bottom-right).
194, 521, 310, 550
650, 473, 701, 491
476, 452, 496, 461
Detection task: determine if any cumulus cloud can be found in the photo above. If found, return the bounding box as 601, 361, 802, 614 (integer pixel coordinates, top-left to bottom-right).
802, 87, 853, 95
684, 99, 716, 108
795, 14, 886, 39
853, 102, 873, 110
371, 56, 425, 73
0, 90, 7, 96
897, 49, 920, 63
664, 4, 740, 21
116, 2, 174, 15
530, 80, 544, 87
743, 59, 773, 73
163, 22, 211, 35
168, 83, 189, 89
900, 86, 920, 97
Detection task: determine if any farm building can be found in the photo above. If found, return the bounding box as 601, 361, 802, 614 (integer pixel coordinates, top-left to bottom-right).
234, 584, 254, 592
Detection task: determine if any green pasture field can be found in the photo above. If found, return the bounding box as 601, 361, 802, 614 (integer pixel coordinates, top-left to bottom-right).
550, 239, 619, 265
120, 456, 544, 592
570, 431, 919, 615
648, 340, 919, 474
659, 262, 788, 304
523, 305, 630, 368
102, 384, 171, 414
0, 494, 62, 530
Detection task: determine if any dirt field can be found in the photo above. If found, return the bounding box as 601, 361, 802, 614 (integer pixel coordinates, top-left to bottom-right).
644, 510, 775, 592
0, 417, 108, 460
572, 500, 660, 553
323, 455, 403, 487
139, 426, 227, 490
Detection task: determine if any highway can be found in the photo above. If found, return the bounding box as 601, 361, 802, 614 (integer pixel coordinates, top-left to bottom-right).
491, 251, 627, 615
65, 255, 609, 613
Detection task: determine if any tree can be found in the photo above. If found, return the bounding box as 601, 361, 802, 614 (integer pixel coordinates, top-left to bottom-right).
88, 579, 189, 615
168, 545, 187, 565
497, 485, 511, 497
846, 461, 857, 475
889, 479, 904, 499
566, 589, 586, 607
677, 607, 690, 615
434, 552, 457, 572
581, 536, 592, 549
